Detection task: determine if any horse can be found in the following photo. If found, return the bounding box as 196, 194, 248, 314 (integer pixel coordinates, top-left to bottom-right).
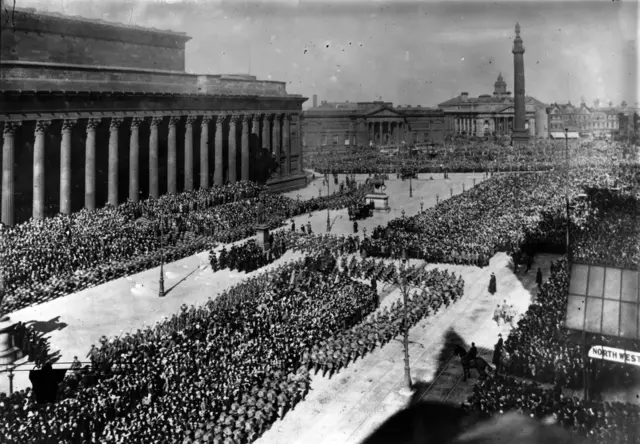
453, 345, 492, 381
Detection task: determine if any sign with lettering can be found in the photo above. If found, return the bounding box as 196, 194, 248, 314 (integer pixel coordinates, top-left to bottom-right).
588, 345, 640, 367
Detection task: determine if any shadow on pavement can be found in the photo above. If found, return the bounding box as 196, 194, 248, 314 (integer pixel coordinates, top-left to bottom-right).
164, 263, 209, 297
25, 316, 68, 334
411, 328, 469, 398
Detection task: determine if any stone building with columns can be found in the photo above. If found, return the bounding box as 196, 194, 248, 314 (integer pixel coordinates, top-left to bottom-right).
438, 73, 547, 138
0, 7, 307, 226
301, 100, 450, 155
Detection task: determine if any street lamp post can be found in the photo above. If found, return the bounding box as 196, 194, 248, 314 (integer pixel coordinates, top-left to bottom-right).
363, 227, 367, 238
436, 194, 439, 205
420, 201, 424, 213
159, 217, 165, 298
462, 183, 465, 192
400, 248, 412, 388
401, 209, 405, 219
0, 267, 8, 322
450, 187, 453, 198
473, 178, 476, 187
409, 173, 413, 198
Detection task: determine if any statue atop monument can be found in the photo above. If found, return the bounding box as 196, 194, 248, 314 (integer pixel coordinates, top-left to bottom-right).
256, 195, 266, 225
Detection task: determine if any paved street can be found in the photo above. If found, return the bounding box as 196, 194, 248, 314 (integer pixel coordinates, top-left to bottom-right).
254, 253, 558, 444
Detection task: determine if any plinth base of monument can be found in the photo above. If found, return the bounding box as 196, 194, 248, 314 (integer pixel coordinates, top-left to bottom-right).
365, 193, 390, 212
511, 130, 530, 147
0, 322, 23, 365
255, 224, 270, 252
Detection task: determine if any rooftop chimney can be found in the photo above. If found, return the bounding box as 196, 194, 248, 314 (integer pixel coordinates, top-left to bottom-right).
313, 95, 318, 107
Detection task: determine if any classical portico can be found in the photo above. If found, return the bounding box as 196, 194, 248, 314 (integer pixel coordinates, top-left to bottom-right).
0, 7, 307, 226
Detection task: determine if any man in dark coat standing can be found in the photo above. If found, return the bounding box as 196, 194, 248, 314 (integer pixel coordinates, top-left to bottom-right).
353, 221, 358, 233
488, 273, 497, 295
535, 267, 543, 288
492, 334, 503, 372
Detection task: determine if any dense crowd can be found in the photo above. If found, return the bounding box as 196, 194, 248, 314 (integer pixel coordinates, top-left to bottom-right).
465, 256, 640, 444
0, 180, 373, 313
0, 235, 466, 444
307, 139, 637, 174
364, 166, 638, 270
466, 371, 640, 443
1, 138, 638, 443
0, 255, 380, 443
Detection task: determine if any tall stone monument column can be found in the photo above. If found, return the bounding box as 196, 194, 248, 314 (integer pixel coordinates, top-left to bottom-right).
60, 119, 76, 214
1, 122, 20, 226
108, 118, 123, 206
85, 119, 100, 210
512, 22, 529, 146
33, 120, 50, 219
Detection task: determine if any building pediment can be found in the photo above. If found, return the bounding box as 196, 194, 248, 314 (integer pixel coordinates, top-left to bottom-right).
365, 106, 404, 118
496, 105, 514, 114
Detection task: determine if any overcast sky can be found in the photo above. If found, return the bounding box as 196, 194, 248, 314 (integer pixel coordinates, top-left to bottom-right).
9, 0, 639, 108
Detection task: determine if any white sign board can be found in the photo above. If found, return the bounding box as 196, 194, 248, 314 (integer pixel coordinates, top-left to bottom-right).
588, 345, 640, 367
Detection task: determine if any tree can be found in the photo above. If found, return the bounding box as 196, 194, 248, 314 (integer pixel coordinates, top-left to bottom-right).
621, 100, 628, 108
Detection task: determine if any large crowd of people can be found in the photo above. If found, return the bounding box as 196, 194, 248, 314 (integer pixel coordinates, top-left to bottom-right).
1, 136, 638, 443
0, 180, 373, 313
465, 373, 640, 444
0, 251, 467, 444
307, 139, 638, 174
363, 166, 638, 270
0, 255, 374, 443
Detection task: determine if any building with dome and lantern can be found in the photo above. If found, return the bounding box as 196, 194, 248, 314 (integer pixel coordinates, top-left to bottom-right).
437, 72, 548, 139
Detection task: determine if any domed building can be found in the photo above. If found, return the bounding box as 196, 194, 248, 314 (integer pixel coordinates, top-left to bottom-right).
437, 73, 547, 138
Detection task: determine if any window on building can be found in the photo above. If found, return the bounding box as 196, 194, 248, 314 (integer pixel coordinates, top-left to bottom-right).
333, 135, 339, 145
352, 135, 357, 146
423, 132, 429, 142
302, 135, 306, 146
322, 135, 327, 146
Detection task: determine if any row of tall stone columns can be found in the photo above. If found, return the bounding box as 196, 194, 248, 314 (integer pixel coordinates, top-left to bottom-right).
367, 120, 406, 144
455, 117, 475, 135
1, 112, 297, 227
454, 116, 519, 136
